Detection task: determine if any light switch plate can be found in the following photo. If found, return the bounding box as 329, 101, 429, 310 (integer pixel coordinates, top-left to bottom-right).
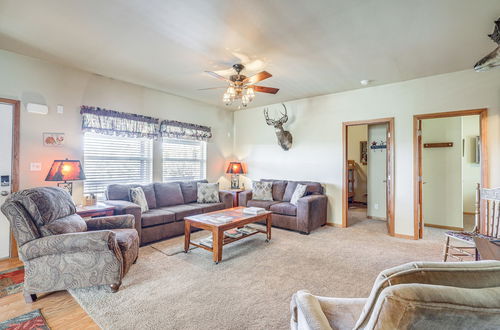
30, 162, 42, 171
57, 105, 64, 114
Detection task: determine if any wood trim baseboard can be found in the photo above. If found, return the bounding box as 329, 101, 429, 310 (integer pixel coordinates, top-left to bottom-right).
394, 233, 417, 240
424, 223, 464, 231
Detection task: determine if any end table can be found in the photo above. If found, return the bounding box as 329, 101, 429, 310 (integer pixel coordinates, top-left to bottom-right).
76, 202, 115, 218
220, 189, 244, 207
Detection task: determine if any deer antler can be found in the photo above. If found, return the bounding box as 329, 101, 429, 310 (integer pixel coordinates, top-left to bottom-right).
277, 103, 288, 125
264, 108, 276, 126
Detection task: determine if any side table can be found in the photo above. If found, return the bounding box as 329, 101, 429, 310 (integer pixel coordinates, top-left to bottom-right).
220, 189, 244, 207
76, 202, 115, 218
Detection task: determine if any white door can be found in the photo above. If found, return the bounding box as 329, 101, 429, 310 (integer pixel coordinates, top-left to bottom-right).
422, 117, 463, 229
0, 102, 14, 258
367, 123, 388, 220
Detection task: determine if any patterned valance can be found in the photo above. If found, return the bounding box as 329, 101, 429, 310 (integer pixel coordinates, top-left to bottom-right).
159, 120, 212, 141
80, 106, 159, 139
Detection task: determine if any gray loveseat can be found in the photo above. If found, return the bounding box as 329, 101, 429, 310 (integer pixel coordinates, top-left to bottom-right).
239, 179, 327, 234
105, 180, 233, 245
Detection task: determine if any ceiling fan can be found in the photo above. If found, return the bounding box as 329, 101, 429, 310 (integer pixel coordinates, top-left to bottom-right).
201, 64, 279, 107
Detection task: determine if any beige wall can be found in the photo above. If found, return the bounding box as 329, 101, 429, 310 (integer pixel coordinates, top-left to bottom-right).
367, 124, 387, 219
0, 50, 234, 204
234, 68, 500, 237
462, 115, 481, 213
347, 125, 367, 203
422, 117, 463, 228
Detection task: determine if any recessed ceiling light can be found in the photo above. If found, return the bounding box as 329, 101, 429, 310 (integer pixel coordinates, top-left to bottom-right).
360, 79, 372, 86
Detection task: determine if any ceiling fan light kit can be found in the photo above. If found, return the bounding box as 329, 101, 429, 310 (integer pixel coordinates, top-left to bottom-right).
204, 63, 279, 108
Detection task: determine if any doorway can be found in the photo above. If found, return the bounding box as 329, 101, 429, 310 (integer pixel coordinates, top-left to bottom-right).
0, 98, 20, 259
342, 118, 394, 235
413, 109, 488, 239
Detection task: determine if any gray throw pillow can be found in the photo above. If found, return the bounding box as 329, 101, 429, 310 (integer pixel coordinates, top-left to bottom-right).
197, 183, 220, 203
252, 181, 273, 201
290, 184, 308, 206
129, 187, 149, 213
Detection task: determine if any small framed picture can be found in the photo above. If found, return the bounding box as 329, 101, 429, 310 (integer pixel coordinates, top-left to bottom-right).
43, 133, 65, 147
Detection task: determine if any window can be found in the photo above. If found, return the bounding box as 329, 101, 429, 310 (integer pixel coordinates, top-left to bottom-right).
83, 132, 153, 196
162, 138, 206, 181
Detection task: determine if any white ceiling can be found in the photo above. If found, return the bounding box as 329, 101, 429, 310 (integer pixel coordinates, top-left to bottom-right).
0, 0, 499, 110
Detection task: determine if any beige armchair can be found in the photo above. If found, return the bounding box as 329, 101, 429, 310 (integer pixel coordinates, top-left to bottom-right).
291, 261, 500, 330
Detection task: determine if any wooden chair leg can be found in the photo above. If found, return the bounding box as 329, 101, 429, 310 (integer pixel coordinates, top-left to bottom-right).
110, 282, 121, 293
23, 292, 37, 303
443, 236, 450, 262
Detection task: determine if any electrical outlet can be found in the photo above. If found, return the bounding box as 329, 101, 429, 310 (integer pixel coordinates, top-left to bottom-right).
57, 105, 64, 114
374, 203, 379, 210
30, 162, 42, 171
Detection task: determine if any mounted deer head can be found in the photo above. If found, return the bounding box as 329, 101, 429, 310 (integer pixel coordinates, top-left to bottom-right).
264, 104, 293, 151
474, 18, 500, 72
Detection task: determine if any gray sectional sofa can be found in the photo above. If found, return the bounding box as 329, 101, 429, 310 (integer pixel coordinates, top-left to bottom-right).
239, 179, 327, 234
105, 180, 233, 245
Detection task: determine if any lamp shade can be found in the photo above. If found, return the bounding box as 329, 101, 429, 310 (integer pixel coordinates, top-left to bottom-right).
45, 159, 86, 182
226, 162, 245, 174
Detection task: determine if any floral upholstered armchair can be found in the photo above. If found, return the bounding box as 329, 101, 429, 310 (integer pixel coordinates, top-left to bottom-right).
1, 187, 139, 303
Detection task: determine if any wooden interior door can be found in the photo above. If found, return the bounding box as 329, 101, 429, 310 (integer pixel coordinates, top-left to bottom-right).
0, 98, 20, 258
385, 124, 390, 234
417, 120, 423, 238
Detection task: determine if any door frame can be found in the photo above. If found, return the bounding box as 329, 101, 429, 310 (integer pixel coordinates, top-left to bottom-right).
342, 117, 395, 236
0, 98, 20, 258
413, 108, 488, 239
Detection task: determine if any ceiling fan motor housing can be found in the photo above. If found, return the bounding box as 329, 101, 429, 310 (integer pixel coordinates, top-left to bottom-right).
232, 63, 245, 74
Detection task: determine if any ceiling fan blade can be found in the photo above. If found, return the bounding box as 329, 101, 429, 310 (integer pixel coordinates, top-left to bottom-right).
243, 71, 272, 84
251, 85, 279, 94
205, 71, 230, 82
197, 87, 227, 90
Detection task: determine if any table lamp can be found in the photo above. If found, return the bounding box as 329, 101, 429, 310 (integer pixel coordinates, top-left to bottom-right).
226, 162, 245, 189
45, 158, 86, 195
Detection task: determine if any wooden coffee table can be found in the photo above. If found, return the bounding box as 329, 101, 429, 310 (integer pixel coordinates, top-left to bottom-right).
184, 206, 272, 264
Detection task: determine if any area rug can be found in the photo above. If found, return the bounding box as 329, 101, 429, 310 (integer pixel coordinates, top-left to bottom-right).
0, 309, 49, 330
70, 221, 445, 329
0, 266, 24, 298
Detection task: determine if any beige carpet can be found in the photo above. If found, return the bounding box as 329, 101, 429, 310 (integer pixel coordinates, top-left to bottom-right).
70, 220, 445, 329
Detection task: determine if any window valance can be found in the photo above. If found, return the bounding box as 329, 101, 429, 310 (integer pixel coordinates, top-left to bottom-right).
159, 120, 212, 141
80, 106, 159, 139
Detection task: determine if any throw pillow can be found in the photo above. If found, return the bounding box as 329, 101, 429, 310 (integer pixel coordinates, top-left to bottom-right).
290, 184, 308, 206
197, 183, 220, 203
252, 181, 273, 201
129, 187, 149, 213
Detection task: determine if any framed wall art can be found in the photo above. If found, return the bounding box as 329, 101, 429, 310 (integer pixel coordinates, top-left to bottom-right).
43, 133, 65, 147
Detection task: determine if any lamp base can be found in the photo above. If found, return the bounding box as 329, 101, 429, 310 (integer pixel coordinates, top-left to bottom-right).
230, 175, 240, 189
57, 182, 73, 195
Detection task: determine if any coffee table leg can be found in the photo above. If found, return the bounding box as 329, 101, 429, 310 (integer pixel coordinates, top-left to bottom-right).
213, 228, 223, 264
184, 221, 191, 252
266, 214, 272, 242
